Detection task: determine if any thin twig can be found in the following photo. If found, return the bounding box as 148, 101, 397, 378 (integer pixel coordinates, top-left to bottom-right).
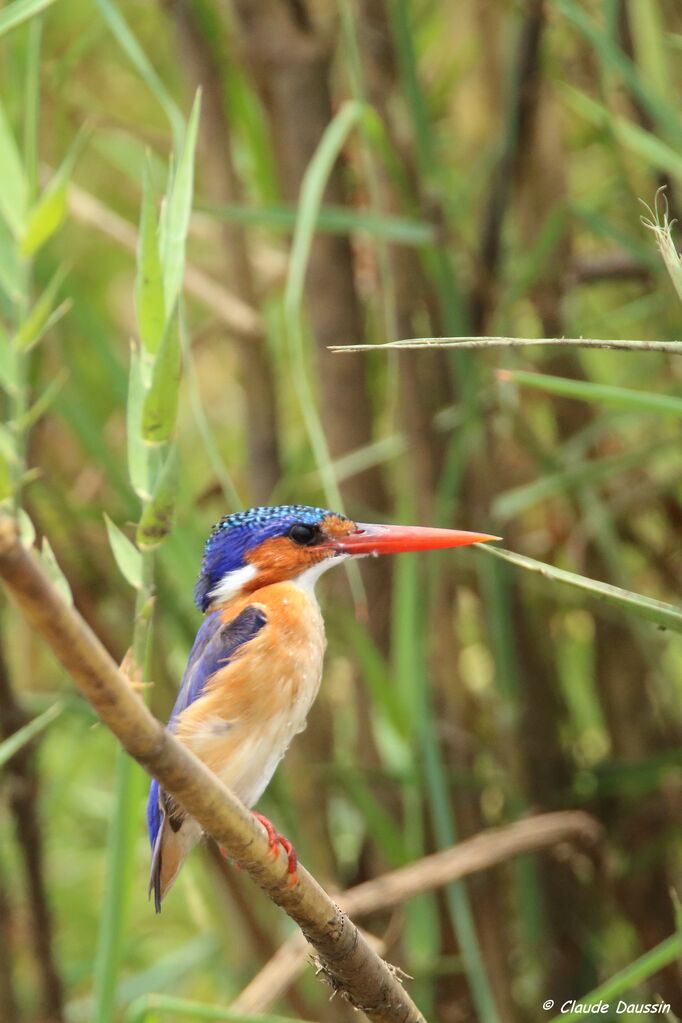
233, 810, 600, 1013
0, 517, 425, 1023
341, 810, 600, 917
330, 336, 682, 355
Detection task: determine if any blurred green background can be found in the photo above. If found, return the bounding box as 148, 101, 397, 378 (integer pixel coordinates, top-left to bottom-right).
1, 1, 682, 1021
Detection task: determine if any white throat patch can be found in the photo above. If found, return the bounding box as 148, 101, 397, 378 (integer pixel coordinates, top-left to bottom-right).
290, 555, 348, 599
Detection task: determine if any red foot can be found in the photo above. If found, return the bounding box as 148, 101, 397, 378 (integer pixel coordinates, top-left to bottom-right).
253, 811, 299, 887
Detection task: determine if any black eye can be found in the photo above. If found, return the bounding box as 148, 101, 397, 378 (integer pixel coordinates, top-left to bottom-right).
288, 523, 318, 546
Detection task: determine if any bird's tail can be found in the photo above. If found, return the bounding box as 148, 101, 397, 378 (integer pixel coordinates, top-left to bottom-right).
148, 789, 201, 911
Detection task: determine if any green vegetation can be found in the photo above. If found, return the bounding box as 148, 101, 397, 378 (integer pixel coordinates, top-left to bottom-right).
1, 2, 681, 1021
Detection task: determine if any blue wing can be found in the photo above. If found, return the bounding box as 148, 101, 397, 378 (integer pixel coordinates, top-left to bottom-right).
168, 607, 265, 724
147, 605, 267, 909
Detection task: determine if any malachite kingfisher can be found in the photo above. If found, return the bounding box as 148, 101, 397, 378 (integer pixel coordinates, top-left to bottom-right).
147, 504, 498, 910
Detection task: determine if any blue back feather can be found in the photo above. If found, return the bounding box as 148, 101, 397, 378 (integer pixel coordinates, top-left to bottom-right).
146, 605, 267, 858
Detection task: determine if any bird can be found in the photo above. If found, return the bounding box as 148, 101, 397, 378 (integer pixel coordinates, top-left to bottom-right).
147, 504, 498, 910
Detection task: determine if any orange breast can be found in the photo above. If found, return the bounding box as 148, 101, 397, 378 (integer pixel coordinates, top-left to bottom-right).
173, 581, 326, 806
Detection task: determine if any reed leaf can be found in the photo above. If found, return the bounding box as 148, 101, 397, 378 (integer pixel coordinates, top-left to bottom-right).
104, 514, 143, 590
160, 92, 201, 312
481, 545, 682, 634
0, 0, 56, 37
0, 700, 63, 769
0, 98, 27, 236
141, 308, 181, 446
497, 368, 682, 418
136, 166, 165, 355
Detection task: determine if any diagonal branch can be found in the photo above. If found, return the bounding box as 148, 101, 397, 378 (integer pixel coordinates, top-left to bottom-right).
233, 809, 601, 1012
0, 516, 425, 1023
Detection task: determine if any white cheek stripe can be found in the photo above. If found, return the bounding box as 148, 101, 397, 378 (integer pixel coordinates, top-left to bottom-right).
208, 553, 348, 606
208, 563, 258, 605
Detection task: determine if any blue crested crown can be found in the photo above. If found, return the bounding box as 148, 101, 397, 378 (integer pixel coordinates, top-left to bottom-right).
194, 504, 344, 611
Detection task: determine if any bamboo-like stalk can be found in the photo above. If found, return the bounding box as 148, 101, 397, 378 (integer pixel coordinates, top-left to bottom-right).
0, 515, 426, 1023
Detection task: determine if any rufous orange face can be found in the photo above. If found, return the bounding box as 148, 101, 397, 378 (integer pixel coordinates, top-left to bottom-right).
242, 514, 357, 591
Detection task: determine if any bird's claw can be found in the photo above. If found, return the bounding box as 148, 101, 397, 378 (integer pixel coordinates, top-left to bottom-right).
277, 834, 299, 887
252, 812, 299, 886
252, 811, 279, 859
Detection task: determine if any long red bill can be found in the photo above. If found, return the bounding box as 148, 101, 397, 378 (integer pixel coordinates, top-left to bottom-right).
332, 523, 501, 556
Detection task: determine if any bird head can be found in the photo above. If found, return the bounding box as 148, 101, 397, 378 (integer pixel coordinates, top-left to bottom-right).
194, 504, 499, 611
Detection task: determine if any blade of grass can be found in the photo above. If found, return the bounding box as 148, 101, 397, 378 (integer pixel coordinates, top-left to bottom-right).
480, 545, 682, 634
477, 554, 548, 968
23, 13, 42, 198
392, 539, 438, 1015
493, 439, 673, 522
92, 130, 168, 196
497, 368, 682, 417
419, 652, 502, 1023
555, 0, 682, 146
500, 206, 569, 314
626, 0, 671, 102
136, 165, 165, 356
337, 612, 410, 738
13, 265, 67, 351
66, 935, 219, 1022
284, 99, 365, 601
391, 497, 501, 1023
159, 92, 201, 312
124, 997, 312, 1023
0, 700, 63, 769
0, 0, 57, 36
91, 750, 147, 1023
0, 217, 25, 304
302, 434, 406, 488
39, 536, 73, 605
126, 343, 152, 501
93, 0, 184, 144
181, 316, 241, 509
549, 931, 682, 1023
104, 514, 143, 590
141, 309, 181, 446
20, 128, 87, 256
198, 199, 434, 245
387, 0, 469, 337
562, 85, 682, 186
0, 97, 28, 237
339, 0, 399, 346
571, 202, 657, 266
384, 11, 499, 1010
338, 771, 406, 867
